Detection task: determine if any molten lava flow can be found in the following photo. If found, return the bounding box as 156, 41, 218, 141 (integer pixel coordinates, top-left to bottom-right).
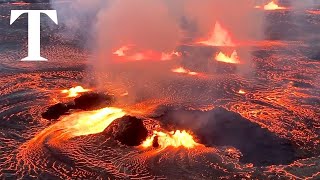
215, 50, 241, 64
307, 10, 320, 15
11, 2, 30, 5
171, 67, 199, 76
60, 107, 126, 137
142, 130, 198, 149
120, 91, 129, 97
113, 45, 180, 61
247, 40, 287, 47
255, 1, 287, 10
61, 86, 91, 97
172, 67, 188, 74
23, 107, 126, 148
198, 22, 235, 47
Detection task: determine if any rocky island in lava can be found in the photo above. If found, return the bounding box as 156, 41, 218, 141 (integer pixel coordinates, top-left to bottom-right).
0, 0, 319, 179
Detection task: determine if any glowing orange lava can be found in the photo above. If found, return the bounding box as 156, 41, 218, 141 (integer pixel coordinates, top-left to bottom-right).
307, 10, 320, 15
171, 67, 199, 76
215, 50, 241, 64
11, 2, 30, 5
61, 86, 91, 97
238, 89, 246, 94
113, 46, 129, 57
120, 91, 129, 97
198, 22, 235, 47
246, 40, 288, 47
26, 107, 126, 146
255, 1, 287, 10
142, 130, 198, 149
60, 107, 126, 137
113, 46, 180, 61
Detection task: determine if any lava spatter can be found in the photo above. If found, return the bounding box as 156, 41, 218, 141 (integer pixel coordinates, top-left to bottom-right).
197, 21, 235, 47
142, 130, 198, 149
61, 86, 91, 98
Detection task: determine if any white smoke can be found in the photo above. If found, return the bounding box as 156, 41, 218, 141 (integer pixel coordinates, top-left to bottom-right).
50, 0, 264, 103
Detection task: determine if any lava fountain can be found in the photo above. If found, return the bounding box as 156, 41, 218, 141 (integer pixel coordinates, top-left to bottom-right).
198, 21, 235, 47
61, 86, 91, 97
215, 50, 241, 64
255, 1, 287, 11
142, 130, 198, 149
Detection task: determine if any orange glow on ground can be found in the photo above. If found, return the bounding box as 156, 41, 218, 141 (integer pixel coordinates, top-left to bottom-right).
198, 22, 235, 47
255, 1, 287, 10
113, 46, 180, 61
215, 50, 241, 64
142, 130, 198, 149
61, 86, 91, 97
307, 10, 320, 15
11, 2, 30, 5
171, 67, 199, 76
238, 89, 246, 94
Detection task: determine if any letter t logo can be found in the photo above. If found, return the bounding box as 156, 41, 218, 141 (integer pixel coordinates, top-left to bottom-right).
10, 10, 58, 61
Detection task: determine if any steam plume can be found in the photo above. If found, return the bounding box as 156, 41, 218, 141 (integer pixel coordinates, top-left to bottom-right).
51, 0, 264, 103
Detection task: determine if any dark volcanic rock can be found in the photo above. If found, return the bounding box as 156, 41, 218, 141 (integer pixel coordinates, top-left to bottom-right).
106, 116, 148, 146
152, 136, 159, 148
158, 107, 297, 166
41, 92, 114, 120
74, 92, 114, 111
291, 81, 314, 88
41, 103, 69, 120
